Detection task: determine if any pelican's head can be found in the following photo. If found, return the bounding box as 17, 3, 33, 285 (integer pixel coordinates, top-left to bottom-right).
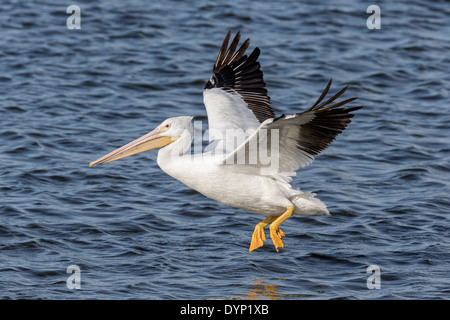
89, 116, 193, 167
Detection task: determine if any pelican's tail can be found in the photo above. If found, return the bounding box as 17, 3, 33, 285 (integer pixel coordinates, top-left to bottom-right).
290, 192, 330, 216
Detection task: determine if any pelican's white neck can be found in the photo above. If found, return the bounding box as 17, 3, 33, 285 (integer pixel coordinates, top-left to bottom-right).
156, 119, 194, 164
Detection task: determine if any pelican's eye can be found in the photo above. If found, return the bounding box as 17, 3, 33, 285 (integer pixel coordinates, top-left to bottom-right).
160, 123, 171, 133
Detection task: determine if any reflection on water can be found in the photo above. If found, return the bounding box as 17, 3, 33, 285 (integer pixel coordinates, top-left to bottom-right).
244, 279, 281, 300
243, 279, 316, 300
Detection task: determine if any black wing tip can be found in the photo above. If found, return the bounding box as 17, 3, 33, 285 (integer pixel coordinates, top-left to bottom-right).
214, 30, 251, 73
273, 83, 361, 124
308, 79, 362, 113
348, 105, 363, 112
206, 30, 274, 123
252, 46, 261, 56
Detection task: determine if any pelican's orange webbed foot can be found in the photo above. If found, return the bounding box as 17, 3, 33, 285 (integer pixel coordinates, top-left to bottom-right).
269, 206, 294, 252
249, 216, 277, 252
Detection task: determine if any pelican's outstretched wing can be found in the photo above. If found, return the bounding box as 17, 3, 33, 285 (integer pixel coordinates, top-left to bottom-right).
203, 30, 274, 142
221, 79, 362, 180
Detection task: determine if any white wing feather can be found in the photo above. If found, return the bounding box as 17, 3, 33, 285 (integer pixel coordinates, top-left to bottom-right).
203, 88, 261, 142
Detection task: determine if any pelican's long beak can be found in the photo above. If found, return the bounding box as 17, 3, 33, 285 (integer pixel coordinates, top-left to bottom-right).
89, 127, 176, 167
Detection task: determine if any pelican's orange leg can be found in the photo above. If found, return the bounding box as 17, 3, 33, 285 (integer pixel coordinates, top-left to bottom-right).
249, 215, 277, 252
269, 206, 295, 252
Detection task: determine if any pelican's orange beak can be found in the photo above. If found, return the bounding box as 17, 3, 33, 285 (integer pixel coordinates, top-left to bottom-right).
89, 127, 176, 167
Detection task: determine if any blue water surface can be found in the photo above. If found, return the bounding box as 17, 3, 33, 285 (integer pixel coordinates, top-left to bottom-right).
0, 0, 449, 299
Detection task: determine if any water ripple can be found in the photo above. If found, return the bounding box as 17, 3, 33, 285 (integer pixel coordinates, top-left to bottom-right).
0, 0, 449, 300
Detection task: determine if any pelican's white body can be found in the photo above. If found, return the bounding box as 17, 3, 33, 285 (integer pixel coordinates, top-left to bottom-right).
156, 117, 330, 216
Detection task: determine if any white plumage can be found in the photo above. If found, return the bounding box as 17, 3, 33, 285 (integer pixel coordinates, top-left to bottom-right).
90, 31, 361, 252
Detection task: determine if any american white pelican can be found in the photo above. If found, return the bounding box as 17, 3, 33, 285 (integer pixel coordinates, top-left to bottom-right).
90, 31, 362, 252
